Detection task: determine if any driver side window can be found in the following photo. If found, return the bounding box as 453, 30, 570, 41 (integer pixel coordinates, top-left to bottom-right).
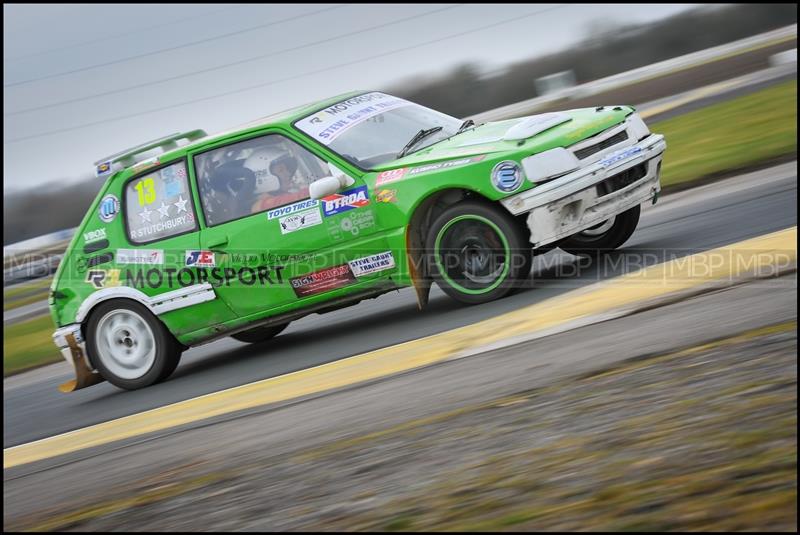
195, 134, 330, 227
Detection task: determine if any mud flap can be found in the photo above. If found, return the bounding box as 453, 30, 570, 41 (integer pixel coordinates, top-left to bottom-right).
58, 333, 105, 393
406, 233, 432, 310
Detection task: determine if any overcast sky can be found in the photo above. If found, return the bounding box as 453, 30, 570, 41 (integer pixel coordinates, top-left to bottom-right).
3, 3, 698, 193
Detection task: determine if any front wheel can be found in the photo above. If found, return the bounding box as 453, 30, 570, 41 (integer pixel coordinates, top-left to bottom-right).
86, 300, 182, 390
558, 204, 641, 257
425, 201, 532, 305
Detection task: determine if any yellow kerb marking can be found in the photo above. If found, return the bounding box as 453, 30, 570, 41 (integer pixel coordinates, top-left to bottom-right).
4, 227, 796, 469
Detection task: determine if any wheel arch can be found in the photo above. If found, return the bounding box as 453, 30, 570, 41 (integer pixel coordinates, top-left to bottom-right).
405, 187, 498, 308
75, 286, 155, 324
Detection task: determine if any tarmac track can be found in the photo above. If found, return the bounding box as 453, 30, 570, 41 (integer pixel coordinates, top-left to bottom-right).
3, 162, 797, 449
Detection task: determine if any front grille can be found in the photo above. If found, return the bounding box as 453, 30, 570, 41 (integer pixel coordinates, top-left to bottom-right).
596, 163, 647, 197
573, 130, 629, 160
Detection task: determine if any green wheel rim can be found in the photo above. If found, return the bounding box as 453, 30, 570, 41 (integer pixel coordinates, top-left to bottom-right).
433, 214, 511, 295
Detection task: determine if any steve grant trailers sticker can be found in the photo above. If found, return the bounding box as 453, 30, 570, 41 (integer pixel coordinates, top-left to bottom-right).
290, 264, 356, 297
348, 251, 395, 277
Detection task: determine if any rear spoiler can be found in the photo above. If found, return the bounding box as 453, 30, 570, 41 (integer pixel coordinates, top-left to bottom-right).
94, 129, 207, 177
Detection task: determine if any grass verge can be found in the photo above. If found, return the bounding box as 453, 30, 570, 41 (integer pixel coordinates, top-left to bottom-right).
652, 78, 797, 188
3, 314, 60, 377
4, 276, 52, 311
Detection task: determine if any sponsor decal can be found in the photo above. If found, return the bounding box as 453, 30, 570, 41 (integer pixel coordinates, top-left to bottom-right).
165, 180, 182, 197
86, 268, 121, 289
185, 250, 216, 267
125, 265, 285, 289
98, 194, 120, 223
375, 156, 485, 186
599, 146, 642, 168
322, 185, 369, 216
266, 199, 319, 220
408, 155, 486, 177
130, 213, 194, 240
96, 161, 112, 177
491, 161, 524, 193
83, 228, 107, 243
348, 251, 395, 277
375, 168, 408, 186
161, 166, 186, 197
375, 189, 397, 203
279, 208, 322, 234
290, 264, 356, 297
296, 92, 412, 145
161, 165, 176, 180
117, 248, 164, 265
229, 252, 315, 266
327, 209, 376, 241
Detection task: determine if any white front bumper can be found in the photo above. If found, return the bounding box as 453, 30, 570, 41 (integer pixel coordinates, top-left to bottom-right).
501, 133, 666, 248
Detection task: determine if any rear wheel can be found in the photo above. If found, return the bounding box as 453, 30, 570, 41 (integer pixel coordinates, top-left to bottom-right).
558, 204, 641, 257
86, 300, 182, 390
231, 323, 289, 344
426, 201, 532, 305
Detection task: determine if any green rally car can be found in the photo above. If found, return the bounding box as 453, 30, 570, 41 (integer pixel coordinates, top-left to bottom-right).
50, 90, 666, 392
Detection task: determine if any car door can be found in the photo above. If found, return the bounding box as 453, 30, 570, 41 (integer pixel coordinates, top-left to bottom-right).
191, 131, 394, 320
117, 159, 238, 331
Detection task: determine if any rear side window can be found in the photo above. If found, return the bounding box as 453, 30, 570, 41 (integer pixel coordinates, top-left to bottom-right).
125, 161, 197, 244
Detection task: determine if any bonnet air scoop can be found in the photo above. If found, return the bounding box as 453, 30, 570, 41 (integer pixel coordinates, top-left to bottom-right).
502, 112, 572, 141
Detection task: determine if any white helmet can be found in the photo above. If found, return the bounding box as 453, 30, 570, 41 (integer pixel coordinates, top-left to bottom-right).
244, 147, 280, 195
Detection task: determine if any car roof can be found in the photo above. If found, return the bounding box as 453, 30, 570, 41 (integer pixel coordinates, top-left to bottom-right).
105, 90, 370, 179
179, 90, 368, 152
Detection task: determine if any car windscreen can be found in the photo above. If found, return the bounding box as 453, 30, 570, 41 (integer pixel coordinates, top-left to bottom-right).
295, 92, 461, 169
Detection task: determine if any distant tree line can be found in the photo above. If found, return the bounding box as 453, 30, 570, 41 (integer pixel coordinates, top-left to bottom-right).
388, 3, 798, 118
4, 177, 101, 245
3, 3, 796, 245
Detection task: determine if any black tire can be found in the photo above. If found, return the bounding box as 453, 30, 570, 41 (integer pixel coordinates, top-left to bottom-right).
558, 205, 641, 257
86, 300, 182, 390
231, 323, 289, 344
425, 200, 532, 305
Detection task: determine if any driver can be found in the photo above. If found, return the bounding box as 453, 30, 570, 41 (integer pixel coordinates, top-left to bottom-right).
206, 159, 256, 224
250, 152, 309, 213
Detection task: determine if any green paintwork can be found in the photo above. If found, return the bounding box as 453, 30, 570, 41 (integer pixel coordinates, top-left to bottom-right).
49, 90, 633, 347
